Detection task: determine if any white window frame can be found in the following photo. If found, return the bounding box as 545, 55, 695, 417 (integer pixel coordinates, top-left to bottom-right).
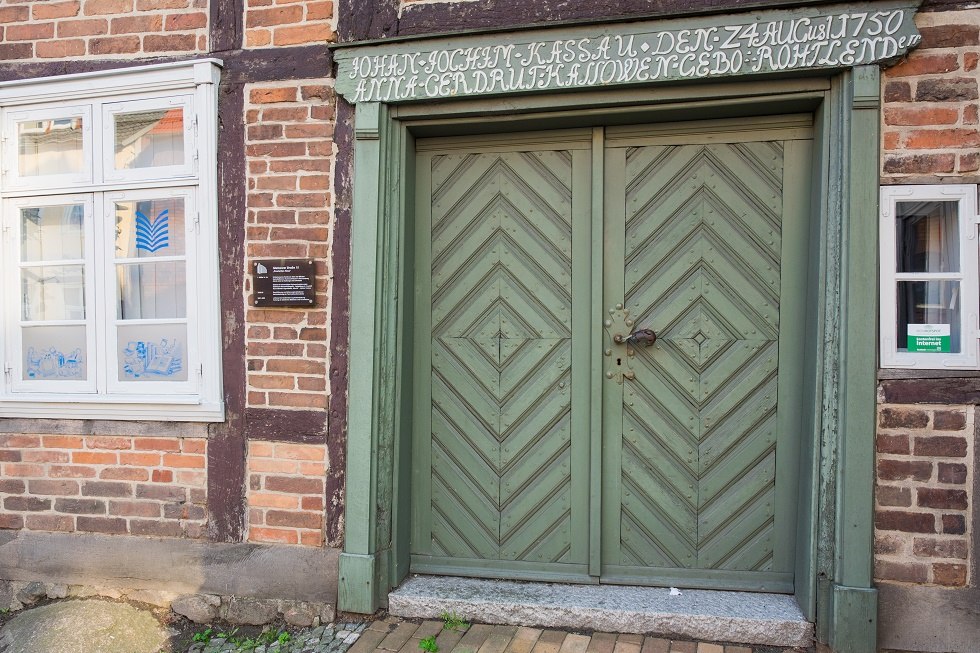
0, 60, 224, 421
880, 184, 980, 369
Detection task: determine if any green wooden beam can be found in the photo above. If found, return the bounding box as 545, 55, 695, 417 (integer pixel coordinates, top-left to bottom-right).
828, 64, 880, 653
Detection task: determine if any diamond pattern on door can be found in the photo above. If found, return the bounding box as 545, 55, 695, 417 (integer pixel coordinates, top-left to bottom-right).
427, 149, 575, 563
620, 141, 784, 572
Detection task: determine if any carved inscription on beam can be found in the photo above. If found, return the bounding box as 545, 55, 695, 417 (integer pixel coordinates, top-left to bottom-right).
334, 2, 920, 103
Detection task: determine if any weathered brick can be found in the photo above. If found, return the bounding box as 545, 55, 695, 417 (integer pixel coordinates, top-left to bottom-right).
109, 500, 160, 517
120, 452, 161, 466
151, 469, 174, 483
57, 18, 107, 37
5, 496, 51, 511
25, 514, 74, 531
100, 467, 149, 481
7, 22, 55, 41
0, 479, 26, 494
886, 53, 959, 77
250, 87, 298, 104
53, 498, 104, 514
134, 438, 181, 452
932, 410, 966, 431
937, 462, 967, 485
82, 481, 132, 498
273, 23, 332, 46
918, 24, 980, 49
875, 532, 904, 555
960, 152, 980, 172
166, 12, 207, 30
246, 5, 304, 28
882, 154, 956, 175
0, 514, 24, 529
72, 451, 118, 465
875, 510, 935, 533
110, 14, 162, 34
161, 453, 205, 469
162, 502, 206, 520
876, 485, 912, 507
915, 78, 979, 102
875, 559, 929, 583
42, 436, 83, 449
36, 39, 87, 58
0, 6, 29, 23
144, 33, 198, 52
933, 563, 968, 586
76, 516, 127, 534
917, 488, 968, 510
265, 476, 323, 495
130, 519, 183, 537
33, 1, 80, 19
879, 407, 929, 429
268, 392, 327, 408
913, 538, 968, 559
914, 436, 967, 458
83, 0, 133, 14
85, 436, 133, 450
136, 484, 187, 501
878, 459, 933, 482
942, 514, 966, 535
0, 450, 21, 462
249, 526, 299, 544
89, 35, 141, 55
28, 480, 80, 496
250, 492, 299, 509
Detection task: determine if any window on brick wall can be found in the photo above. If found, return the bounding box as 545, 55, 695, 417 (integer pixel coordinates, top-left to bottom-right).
0, 60, 224, 421
880, 184, 980, 369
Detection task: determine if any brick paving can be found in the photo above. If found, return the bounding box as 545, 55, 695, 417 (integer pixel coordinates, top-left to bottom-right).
348, 616, 803, 653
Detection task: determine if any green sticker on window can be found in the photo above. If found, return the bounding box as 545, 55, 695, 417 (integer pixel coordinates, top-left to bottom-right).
907, 324, 951, 353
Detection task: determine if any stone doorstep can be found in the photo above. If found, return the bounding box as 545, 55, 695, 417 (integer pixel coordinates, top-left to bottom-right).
387, 576, 813, 649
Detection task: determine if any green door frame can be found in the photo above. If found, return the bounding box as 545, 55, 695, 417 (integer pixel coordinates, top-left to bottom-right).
335, 68, 882, 653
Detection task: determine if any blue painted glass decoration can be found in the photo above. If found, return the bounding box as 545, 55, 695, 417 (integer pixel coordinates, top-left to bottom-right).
26, 347, 83, 379
123, 338, 182, 378
134, 208, 169, 253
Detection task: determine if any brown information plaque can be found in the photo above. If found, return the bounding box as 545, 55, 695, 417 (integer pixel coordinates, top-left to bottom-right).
252, 259, 316, 307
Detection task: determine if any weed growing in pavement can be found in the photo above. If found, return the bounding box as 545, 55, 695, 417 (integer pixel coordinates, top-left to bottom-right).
189, 625, 292, 651
419, 635, 439, 652
439, 611, 469, 632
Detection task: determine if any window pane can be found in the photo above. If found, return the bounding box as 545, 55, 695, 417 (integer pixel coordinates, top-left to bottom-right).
116, 261, 186, 319
114, 197, 186, 259
897, 280, 961, 353
114, 108, 185, 170
21, 204, 85, 262
22, 265, 85, 321
896, 201, 959, 273
23, 325, 87, 381
17, 117, 84, 177
118, 323, 187, 381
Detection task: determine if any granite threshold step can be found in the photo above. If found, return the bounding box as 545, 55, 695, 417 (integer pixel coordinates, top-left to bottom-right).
387, 575, 813, 649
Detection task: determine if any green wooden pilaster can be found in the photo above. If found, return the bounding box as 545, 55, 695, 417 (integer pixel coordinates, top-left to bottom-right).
338, 102, 394, 614
828, 65, 880, 653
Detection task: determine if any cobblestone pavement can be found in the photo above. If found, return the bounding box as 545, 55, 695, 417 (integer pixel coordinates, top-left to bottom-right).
186, 622, 367, 653
345, 616, 806, 653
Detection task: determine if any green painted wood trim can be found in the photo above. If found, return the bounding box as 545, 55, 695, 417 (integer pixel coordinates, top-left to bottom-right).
822, 65, 880, 653
831, 585, 878, 653
588, 127, 605, 578
338, 551, 385, 614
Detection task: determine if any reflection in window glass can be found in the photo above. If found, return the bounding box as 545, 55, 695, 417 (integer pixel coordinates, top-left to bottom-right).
21, 204, 85, 262
897, 280, 961, 353
17, 117, 84, 176
22, 325, 87, 381
896, 201, 959, 273
116, 261, 186, 319
117, 323, 187, 382
21, 266, 85, 321
114, 198, 185, 258
114, 109, 184, 170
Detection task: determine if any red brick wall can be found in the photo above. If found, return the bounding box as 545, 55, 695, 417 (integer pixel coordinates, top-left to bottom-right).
0, 433, 207, 538
0, 0, 207, 60
881, 10, 980, 180
244, 0, 335, 48
244, 80, 336, 412
246, 441, 326, 545
875, 405, 974, 587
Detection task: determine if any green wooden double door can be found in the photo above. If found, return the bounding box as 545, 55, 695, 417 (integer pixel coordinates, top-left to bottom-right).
411, 117, 813, 592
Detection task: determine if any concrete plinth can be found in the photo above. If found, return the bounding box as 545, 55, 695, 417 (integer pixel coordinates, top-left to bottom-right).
388, 575, 813, 648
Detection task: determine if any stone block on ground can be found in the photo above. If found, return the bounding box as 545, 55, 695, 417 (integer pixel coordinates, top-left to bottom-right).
15, 582, 46, 606
221, 596, 280, 625
172, 594, 221, 624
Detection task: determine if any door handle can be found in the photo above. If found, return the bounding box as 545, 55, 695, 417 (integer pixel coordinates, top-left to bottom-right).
613, 328, 657, 347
